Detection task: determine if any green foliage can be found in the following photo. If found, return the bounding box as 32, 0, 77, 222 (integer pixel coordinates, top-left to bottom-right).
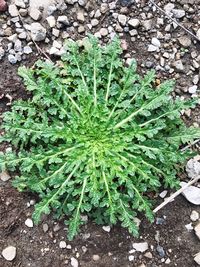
0, 36, 199, 240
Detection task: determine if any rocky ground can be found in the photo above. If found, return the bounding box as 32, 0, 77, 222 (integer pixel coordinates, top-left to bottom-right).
0, 0, 200, 266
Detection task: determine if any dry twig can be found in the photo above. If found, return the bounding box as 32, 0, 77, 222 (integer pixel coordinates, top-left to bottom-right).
153, 175, 200, 213
149, 0, 200, 42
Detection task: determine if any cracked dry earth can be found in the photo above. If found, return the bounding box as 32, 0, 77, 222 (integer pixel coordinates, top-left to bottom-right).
0, 0, 200, 266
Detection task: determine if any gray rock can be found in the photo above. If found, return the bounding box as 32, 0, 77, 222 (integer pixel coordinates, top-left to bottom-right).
151, 37, 161, 47
164, 3, 175, 13
57, 15, 69, 25
178, 36, 191, 48
77, 11, 85, 22
14, 39, 22, 52
78, 0, 86, 6
196, 29, 200, 40
91, 19, 99, 27
186, 158, 200, 178
148, 44, 158, 52
190, 210, 199, 222
156, 245, 165, 257
42, 223, 49, 232
99, 28, 108, 36
128, 18, 140, 28
2, 246, 16, 261
31, 22, 46, 41
141, 19, 153, 31
59, 241, 67, 248
65, 0, 77, 4
93, 255, 100, 261
25, 218, 34, 227
188, 85, 197, 94
46, 16, 56, 28
18, 31, 27, 39
19, 8, 28, 16
8, 4, 19, 17
8, 54, 17, 64
118, 14, 127, 26
0, 171, 11, 181
173, 60, 184, 72
29, 7, 42, 21
0, 47, 5, 60
194, 252, 200, 265
71, 257, 79, 267
15, 0, 26, 8
23, 45, 33, 54
102, 225, 111, 232
195, 223, 200, 240
172, 9, 185, 19
132, 242, 148, 252
129, 29, 138, 36
180, 182, 200, 205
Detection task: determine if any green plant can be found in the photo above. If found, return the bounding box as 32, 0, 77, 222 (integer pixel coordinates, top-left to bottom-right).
0, 37, 199, 240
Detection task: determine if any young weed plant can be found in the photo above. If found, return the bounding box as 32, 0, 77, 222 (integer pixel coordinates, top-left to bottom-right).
0, 37, 199, 240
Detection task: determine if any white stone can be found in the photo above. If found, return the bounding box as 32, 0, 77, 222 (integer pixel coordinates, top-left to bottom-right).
8, 4, 19, 17
195, 223, 200, 240
29, 7, 42, 21
2, 246, 16, 261
102, 226, 111, 232
188, 85, 197, 94
71, 257, 79, 267
118, 14, 127, 26
185, 223, 193, 231
128, 18, 140, 28
172, 9, 185, 19
159, 190, 168, 198
186, 158, 200, 178
25, 218, 34, 228
148, 44, 158, 52
132, 242, 148, 252
194, 252, 200, 265
57, 15, 69, 25
59, 241, 67, 248
46, 16, 56, 28
42, 223, 49, 232
0, 47, 5, 60
196, 29, 200, 40
29, 0, 56, 17
0, 171, 11, 181
99, 28, 108, 36
93, 255, 100, 261
129, 29, 138, 36
14, 39, 22, 52
164, 3, 175, 13
190, 210, 199, 221
8, 54, 17, 64
15, 0, 26, 8
165, 258, 171, 264
180, 182, 200, 205
23, 46, 32, 54
31, 23, 46, 41
91, 19, 99, 27
128, 255, 135, 261
18, 31, 27, 39
151, 37, 161, 47
77, 12, 85, 22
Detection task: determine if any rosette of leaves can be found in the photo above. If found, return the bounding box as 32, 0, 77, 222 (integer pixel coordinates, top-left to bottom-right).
0, 37, 199, 240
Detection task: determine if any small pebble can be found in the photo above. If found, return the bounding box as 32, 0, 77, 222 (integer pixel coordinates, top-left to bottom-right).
71, 257, 79, 267
59, 241, 67, 249
102, 226, 111, 232
190, 210, 199, 222
93, 255, 100, 261
156, 245, 165, 257
2, 246, 16, 261
25, 218, 34, 228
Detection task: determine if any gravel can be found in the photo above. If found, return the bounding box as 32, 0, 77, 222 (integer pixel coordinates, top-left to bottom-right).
2, 246, 17, 261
